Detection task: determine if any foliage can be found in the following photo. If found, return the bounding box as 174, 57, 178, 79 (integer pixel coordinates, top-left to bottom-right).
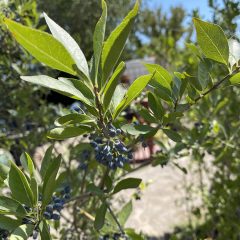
0, 0, 56, 160
1, 0, 240, 239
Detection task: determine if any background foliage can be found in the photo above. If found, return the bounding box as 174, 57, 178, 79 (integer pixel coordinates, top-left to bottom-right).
0, 0, 240, 240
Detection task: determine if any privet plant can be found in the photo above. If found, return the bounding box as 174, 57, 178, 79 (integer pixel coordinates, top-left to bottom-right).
1, 0, 240, 239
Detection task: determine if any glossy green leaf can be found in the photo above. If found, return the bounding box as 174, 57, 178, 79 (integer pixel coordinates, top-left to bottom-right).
0, 215, 21, 231
30, 176, 38, 205
58, 77, 95, 101
138, 108, 158, 123
193, 18, 229, 65
113, 178, 142, 194
47, 126, 92, 140
229, 72, 240, 85
40, 145, 53, 179
8, 162, 34, 206
125, 228, 144, 240
39, 220, 51, 240
111, 84, 127, 111
21, 75, 92, 106
93, 0, 107, 83
113, 74, 154, 119
117, 201, 132, 226
144, 63, 172, 92
10, 224, 34, 240
54, 113, 94, 126
148, 92, 164, 121
44, 13, 89, 79
20, 152, 34, 176
163, 129, 182, 142
101, 1, 139, 84
94, 202, 107, 230
0, 163, 10, 182
121, 124, 156, 136
198, 59, 212, 90
4, 18, 77, 75
102, 61, 125, 110
42, 155, 61, 208
0, 196, 26, 217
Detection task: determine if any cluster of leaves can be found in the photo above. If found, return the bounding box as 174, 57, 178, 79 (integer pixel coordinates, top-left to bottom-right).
1, 0, 240, 239
0, 0, 56, 160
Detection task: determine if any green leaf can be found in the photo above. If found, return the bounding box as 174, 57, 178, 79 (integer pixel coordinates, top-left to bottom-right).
104, 175, 113, 192
138, 108, 158, 123
198, 59, 212, 90
111, 84, 127, 111
10, 224, 34, 240
101, 1, 139, 84
148, 92, 164, 121
102, 61, 126, 110
144, 63, 172, 92
58, 77, 95, 101
193, 18, 229, 65
94, 202, 107, 230
20, 152, 34, 176
229, 72, 240, 85
30, 176, 38, 205
113, 178, 142, 194
21, 75, 92, 106
87, 183, 104, 196
121, 124, 156, 136
44, 13, 89, 79
39, 220, 51, 240
113, 74, 154, 119
0, 163, 10, 182
125, 228, 145, 240
42, 155, 61, 208
0, 196, 26, 217
93, 0, 107, 83
8, 162, 34, 206
54, 113, 95, 126
162, 129, 182, 142
47, 126, 92, 140
0, 215, 21, 231
40, 145, 53, 179
117, 201, 132, 226
4, 18, 77, 75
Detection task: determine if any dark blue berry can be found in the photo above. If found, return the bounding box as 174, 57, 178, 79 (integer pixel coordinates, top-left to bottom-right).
43, 211, 51, 219
33, 230, 38, 239
53, 197, 61, 203
64, 185, 71, 194
52, 213, 60, 221
64, 194, 71, 200
53, 203, 63, 211
46, 204, 53, 213
116, 129, 122, 135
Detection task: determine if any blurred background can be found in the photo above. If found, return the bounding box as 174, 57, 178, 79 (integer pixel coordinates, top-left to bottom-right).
0, 0, 240, 239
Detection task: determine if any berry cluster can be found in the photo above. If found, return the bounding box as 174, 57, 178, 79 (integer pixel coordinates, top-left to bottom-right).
43, 186, 71, 221
78, 149, 90, 170
99, 233, 128, 240
0, 228, 9, 240
90, 124, 133, 170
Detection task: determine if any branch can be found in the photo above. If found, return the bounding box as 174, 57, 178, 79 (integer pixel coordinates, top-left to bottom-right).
194, 67, 240, 104
106, 203, 125, 235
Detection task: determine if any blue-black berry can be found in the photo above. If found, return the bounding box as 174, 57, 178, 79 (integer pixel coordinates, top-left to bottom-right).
52, 213, 60, 221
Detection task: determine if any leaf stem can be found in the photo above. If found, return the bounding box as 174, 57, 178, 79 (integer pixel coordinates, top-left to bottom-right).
106, 203, 125, 235
194, 66, 240, 103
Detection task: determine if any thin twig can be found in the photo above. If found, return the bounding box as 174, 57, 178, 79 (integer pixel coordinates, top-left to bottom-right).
106, 204, 125, 235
